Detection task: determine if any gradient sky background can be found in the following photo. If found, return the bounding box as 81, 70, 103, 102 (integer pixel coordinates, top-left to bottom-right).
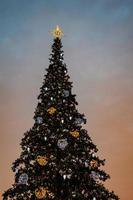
0, 0, 133, 199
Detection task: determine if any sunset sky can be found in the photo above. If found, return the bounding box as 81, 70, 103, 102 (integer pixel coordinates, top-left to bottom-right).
0, 0, 133, 199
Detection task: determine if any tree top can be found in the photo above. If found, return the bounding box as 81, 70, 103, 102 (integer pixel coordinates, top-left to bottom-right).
52, 25, 64, 39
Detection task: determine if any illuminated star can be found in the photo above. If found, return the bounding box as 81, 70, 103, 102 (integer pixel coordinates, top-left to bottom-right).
52, 25, 64, 39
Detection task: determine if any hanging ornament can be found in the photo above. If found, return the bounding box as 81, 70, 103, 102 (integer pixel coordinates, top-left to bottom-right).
57, 139, 68, 150
18, 173, 28, 185
27, 147, 30, 152
47, 107, 56, 114
90, 171, 99, 181
69, 116, 72, 120
74, 117, 84, 125
50, 97, 54, 101
62, 174, 71, 179
37, 117, 43, 124
63, 129, 69, 132
90, 159, 98, 168
66, 174, 72, 179
63, 174, 67, 179
50, 154, 55, 160
68, 168, 72, 173
72, 191, 76, 197
36, 156, 48, 166
35, 187, 48, 199
92, 153, 95, 158
70, 130, 80, 138
85, 161, 89, 167
44, 136, 47, 141
30, 160, 35, 165
44, 87, 48, 91
63, 89, 70, 97
61, 118, 64, 123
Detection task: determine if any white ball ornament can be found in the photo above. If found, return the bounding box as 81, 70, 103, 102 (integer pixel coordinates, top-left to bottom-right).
18, 173, 28, 184
57, 139, 68, 150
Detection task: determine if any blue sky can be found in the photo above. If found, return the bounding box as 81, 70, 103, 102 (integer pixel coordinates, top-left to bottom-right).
0, 0, 132, 86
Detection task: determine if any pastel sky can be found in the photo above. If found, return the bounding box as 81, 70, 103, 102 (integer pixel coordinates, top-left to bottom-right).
0, 0, 133, 199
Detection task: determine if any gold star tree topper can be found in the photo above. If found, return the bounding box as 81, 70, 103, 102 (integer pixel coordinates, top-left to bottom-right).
52, 25, 64, 39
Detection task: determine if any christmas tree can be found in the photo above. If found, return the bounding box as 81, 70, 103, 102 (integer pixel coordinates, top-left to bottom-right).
3, 26, 119, 200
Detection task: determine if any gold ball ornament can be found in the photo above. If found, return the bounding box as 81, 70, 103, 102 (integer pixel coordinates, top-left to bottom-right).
51, 25, 64, 39
35, 187, 48, 199
90, 159, 98, 168
47, 107, 56, 114
70, 130, 80, 138
36, 156, 48, 166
